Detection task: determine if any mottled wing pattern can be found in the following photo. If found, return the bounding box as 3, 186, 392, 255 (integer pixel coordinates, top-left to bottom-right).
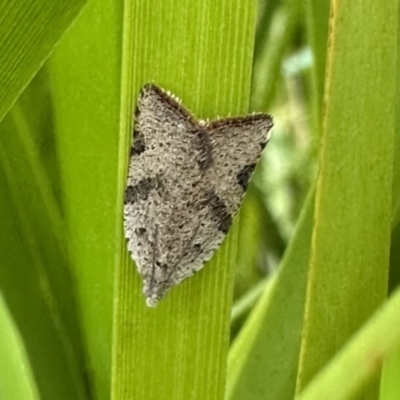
124, 84, 207, 306
124, 84, 273, 307
181, 116, 273, 283
204, 115, 273, 219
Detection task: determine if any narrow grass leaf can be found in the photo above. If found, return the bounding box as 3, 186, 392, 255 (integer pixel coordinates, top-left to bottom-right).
226, 187, 315, 400
45, 1, 124, 398
297, 286, 400, 400
112, 1, 259, 399
0, 293, 40, 400
391, 1, 400, 227
381, 343, 400, 400
0, 75, 91, 400
381, 3, 400, 396
0, 0, 87, 123
251, 0, 303, 111
304, 0, 330, 136
296, 0, 396, 396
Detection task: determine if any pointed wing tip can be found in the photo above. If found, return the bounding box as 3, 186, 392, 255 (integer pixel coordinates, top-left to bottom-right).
253, 112, 274, 126
140, 82, 162, 96
139, 82, 184, 106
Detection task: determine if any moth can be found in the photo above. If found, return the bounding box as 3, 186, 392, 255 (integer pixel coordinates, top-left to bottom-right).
124, 84, 273, 307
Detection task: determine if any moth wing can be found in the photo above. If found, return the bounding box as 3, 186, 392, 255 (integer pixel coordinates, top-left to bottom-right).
180, 114, 274, 280
124, 84, 202, 305
131, 83, 196, 158
204, 114, 273, 216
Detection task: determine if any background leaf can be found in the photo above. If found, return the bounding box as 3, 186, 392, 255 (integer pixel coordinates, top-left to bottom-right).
296, 0, 396, 397
0, 70, 90, 400
0, 293, 40, 400
0, 0, 87, 123
298, 285, 400, 400
46, 0, 124, 397
227, 187, 314, 400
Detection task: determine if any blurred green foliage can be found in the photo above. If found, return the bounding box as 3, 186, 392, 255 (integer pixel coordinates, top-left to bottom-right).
233, 0, 317, 310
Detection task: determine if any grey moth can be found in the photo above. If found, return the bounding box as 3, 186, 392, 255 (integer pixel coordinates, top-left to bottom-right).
124, 84, 273, 307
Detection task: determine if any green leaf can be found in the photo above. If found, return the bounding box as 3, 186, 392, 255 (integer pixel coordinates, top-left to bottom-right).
226, 188, 315, 400
297, 286, 400, 400
46, 0, 124, 397
112, 1, 259, 399
0, 0, 87, 124
381, 3, 400, 396
391, 1, 400, 226
251, 0, 303, 111
305, 0, 330, 136
0, 293, 40, 400
381, 344, 400, 400
0, 73, 90, 400
296, 0, 396, 396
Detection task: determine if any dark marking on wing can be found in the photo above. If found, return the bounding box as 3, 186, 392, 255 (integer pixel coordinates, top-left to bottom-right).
237, 163, 256, 190
154, 260, 168, 269
202, 191, 232, 233
131, 129, 146, 156
135, 227, 147, 236
192, 128, 213, 170
125, 177, 160, 204
260, 140, 268, 151
193, 243, 202, 252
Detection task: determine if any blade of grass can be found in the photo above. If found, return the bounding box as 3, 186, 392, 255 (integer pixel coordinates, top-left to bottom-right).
112, 1, 260, 399
297, 286, 400, 400
296, 0, 396, 396
231, 276, 273, 328
0, 74, 91, 400
381, 344, 400, 400
45, 0, 124, 398
0, 293, 40, 400
253, 0, 282, 61
304, 0, 330, 136
233, 182, 285, 303
251, 0, 302, 111
226, 187, 315, 400
0, 0, 87, 124
381, 3, 400, 397
391, 0, 400, 227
